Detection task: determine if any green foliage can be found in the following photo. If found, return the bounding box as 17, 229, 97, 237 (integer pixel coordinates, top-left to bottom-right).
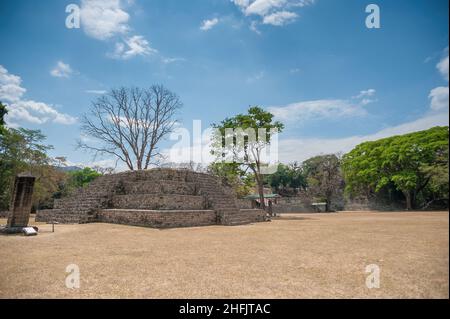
302, 154, 344, 210
0, 126, 55, 209
418, 147, 449, 208
208, 162, 255, 197
67, 167, 102, 189
265, 162, 307, 192
342, 126, 449, 209
211, 106, 284, 210
55, 167, 101, 199
211, 106, 284, 167
0, 101, 7, 136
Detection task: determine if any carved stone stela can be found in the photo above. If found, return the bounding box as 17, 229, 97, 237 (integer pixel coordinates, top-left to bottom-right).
7, 175, 36, 228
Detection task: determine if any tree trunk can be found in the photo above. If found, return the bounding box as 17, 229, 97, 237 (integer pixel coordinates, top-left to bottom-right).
257, 178, 266, 212
405, 192, 412, 210
253, 172, 266, 212
326, 191, 332, 212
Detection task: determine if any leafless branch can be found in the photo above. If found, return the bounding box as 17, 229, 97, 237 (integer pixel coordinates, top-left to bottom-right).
78, 85, 182, 170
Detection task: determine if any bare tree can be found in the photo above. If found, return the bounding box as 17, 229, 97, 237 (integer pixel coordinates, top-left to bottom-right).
78, 85, 182, 170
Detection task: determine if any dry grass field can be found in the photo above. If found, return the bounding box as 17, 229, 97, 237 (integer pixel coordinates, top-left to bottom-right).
0, 211, 448, 299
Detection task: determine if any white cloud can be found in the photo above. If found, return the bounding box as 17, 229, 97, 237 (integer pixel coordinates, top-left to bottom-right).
269, 99, 368, 123
245, 0, 286, 16
200, 18, 219, 31
352, 89, 377, 105
50, 61, 74, 78
111, 35, 157, 59
278, 111, 449, 163
437, 47, 449, 82
232, 0, 252, 13
353, 88, 376, 99
7, 100, 77, 125
80, 0, 157, 60
80, 0, 130, 40
428, 47, 449, 111
236, 0, 293, 17
0, 65, 76, 126
262, 11, 298, 26
85, 89, 107, 94
429, 86, 449, 111
268, 90, 376, 123
162, 57, 186, 64
232, 0, 314, 28
0, 65, 26, 102
249, 20, 261, 34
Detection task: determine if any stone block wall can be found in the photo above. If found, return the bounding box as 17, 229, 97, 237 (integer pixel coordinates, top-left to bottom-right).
111, 194, 207, 210
119, 180, 198, 195
97, 209, 217, 228
272, 197, 313, 214
36, 168, 266, 228
35, 209, 63, 223
217, 209, 266, 226
236, 199, 253, 209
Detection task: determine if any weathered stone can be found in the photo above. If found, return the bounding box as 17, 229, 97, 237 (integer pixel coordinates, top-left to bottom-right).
98, 209, 217, 228
36, 168, 266, 228
7, 174, 35, 228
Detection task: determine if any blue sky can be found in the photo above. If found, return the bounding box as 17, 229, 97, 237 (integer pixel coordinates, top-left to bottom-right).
0, 0, 448, 168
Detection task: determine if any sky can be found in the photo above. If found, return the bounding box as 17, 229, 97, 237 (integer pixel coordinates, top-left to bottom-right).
0, 0, 448, 169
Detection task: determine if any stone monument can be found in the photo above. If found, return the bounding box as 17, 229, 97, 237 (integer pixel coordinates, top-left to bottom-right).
1, 174, 36, 234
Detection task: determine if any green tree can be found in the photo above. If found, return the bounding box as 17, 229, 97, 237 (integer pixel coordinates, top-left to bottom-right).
342, 126, 449, 210
302, 154, 344, 211
208, 162, 255, 197
53, 167, 104, 201
211, 106, 284, 212
67, 167, 102, 189
0, 102, 7, 136
265, 162, 307, 194
32, 164, 68, 209
419, 147, 449, 209
0, 127, 54, 209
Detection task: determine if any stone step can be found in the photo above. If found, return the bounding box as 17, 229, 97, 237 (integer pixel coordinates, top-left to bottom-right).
111, 194, 206, 210
119, 180, 198, 196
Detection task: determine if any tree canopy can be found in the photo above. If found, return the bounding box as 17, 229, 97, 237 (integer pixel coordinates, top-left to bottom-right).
0, 125, 56, 209
0, 101, 7, 136
342, 126, 449, 210
265, 162, 307, 194
303, 154, 344, 211
211, 106, 284, 211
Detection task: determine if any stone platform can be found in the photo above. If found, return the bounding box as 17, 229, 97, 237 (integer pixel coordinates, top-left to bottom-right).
36, 169, 266, 228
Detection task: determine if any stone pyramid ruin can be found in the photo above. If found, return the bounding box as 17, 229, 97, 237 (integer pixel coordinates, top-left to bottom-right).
36, 168, 265, 228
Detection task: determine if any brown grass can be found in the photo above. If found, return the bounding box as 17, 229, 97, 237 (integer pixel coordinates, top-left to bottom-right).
0, 211, 448, 299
